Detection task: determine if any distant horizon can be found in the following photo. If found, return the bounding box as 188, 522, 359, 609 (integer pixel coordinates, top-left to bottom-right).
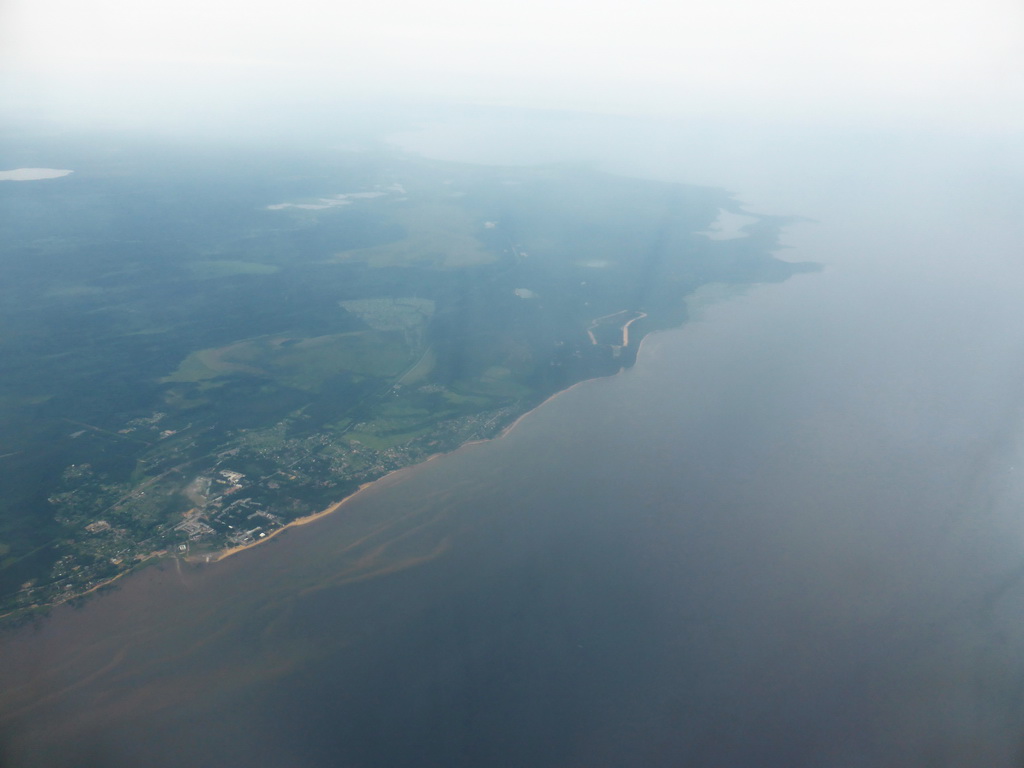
4, 0, 1023, 140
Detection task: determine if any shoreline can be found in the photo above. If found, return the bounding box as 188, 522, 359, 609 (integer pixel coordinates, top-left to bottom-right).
174, 286, 782, 577
4, 323, 669, 622
203, 369, 618, 566
0, 551, 168, 624
204, 377, 599, 564
202, 473, 403, 564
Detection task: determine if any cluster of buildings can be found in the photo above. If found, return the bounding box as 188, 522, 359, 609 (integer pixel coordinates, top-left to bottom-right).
173, 468, 285, 550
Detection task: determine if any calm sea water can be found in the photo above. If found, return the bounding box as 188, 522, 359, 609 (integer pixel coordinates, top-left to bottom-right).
3, 117, 1024, 766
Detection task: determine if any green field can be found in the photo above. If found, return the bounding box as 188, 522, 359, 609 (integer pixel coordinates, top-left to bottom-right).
164, 331, 416, 391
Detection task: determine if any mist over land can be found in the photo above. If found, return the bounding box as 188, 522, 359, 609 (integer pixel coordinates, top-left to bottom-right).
3, 0, 1024, 764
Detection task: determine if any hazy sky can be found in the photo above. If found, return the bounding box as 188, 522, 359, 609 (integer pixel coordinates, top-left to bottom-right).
3, 0, 1023, 133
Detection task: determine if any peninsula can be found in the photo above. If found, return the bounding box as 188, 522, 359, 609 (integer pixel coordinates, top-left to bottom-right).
0, 145, 817, 618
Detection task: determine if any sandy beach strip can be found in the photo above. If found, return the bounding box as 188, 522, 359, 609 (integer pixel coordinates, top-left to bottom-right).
204, 373, 614, 563
621, 312, 647, 347
206, 477, 389, 563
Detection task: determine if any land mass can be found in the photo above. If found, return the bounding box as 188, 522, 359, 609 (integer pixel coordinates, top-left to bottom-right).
0, 143, 818, 619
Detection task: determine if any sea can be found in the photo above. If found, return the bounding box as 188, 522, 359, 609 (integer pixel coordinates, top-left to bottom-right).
2, 111, 1024, 767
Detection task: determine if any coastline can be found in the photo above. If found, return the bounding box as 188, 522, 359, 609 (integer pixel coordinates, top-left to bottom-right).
1, 386, 577, 623
0, 551, 167, 624
2, 274, 796, 624
204, 367, 622, 566
206, 377, 598, 564
5, 319, 673, 623
204, 474, 400, 564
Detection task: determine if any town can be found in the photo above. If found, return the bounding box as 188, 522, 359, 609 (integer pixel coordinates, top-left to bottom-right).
10, 396, 519, 616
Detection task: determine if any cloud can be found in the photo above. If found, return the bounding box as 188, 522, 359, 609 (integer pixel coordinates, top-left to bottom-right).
3, 0, 1022, 131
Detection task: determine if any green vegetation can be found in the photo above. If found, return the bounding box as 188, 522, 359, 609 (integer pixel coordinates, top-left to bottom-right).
0, 140, 818, 619
340, 297, 435, 330
164, 331, 416, 389
333, 201, 494, 268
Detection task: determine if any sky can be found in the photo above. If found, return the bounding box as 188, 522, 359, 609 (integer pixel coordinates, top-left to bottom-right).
3, 0, 1023, 135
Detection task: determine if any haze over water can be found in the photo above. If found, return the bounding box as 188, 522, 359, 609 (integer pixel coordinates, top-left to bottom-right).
2, 110, 1024, 766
